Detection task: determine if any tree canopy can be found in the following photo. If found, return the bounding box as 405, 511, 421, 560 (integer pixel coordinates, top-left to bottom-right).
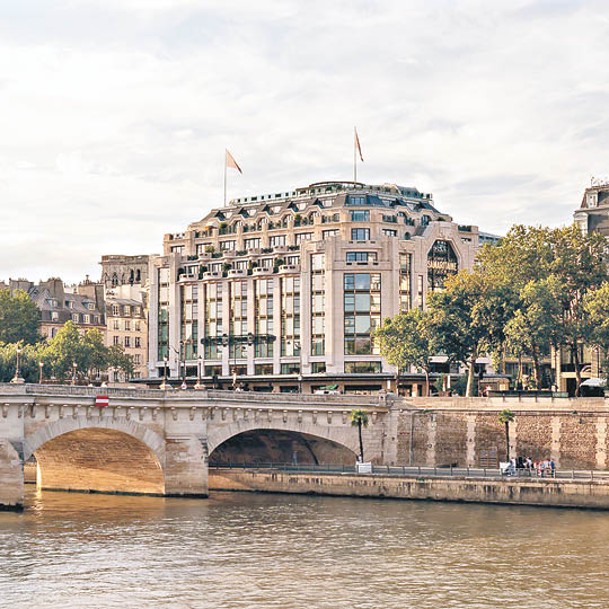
375, 309, 434, 395
0, 289, 40, 344
0, 321, 133, 383
378, 223, 609, 396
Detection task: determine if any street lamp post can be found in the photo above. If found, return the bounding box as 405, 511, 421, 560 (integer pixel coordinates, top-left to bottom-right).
160, 356, 169, 390
202, 332, 273, 391
71, 362, 78, 386
288, 340, 303, 393
38, 361, 44, 384
10, 346, 25, 384
294, 341, 303, 393
179, 340, 187, 388
195, 355, 204, 390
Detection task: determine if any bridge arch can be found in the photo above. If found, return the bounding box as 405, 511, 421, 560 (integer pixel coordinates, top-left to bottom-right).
25, 418, 166, 495
24, 417, 165, 462
208, 421, 359, 467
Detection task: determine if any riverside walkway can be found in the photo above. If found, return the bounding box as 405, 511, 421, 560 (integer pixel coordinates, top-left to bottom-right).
212, 462, 609, 481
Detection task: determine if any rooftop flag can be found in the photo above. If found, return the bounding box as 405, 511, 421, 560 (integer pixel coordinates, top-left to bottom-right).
225, 149, 243, 174
354, 127, 364, 162
354, 127, 364, 181
224, 149, 242, 206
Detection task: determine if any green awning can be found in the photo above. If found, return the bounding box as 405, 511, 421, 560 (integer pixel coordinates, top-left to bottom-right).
321, 384, 339, 390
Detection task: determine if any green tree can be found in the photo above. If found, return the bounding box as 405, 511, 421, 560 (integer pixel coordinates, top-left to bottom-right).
427, 270, 511, 397
375, 309, 434, 396
545, 225, 608, 393
498, 409, 515, 462
81, 329, 109, 379
107, 344, 135, 378
504, 278, 562, 389
584, 282, 609, 374
350, 409, 369, 463
42, 321, 85, 381
478, 224, 608, 394
0, 341, 46, 383
0, 289, 40, 344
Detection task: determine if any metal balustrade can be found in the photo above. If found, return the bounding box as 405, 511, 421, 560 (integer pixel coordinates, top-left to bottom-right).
211, 462, 609, 481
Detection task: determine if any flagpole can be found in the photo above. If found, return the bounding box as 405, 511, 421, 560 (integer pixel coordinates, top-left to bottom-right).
223, 150, 227, 207
354, 128, 357, 182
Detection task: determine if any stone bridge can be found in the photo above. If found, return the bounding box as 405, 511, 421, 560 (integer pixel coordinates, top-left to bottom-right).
4, 384, 609, 510
0, 384, 390, 509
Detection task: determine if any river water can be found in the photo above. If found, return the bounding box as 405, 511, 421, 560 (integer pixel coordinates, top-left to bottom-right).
1, 489, 609, 609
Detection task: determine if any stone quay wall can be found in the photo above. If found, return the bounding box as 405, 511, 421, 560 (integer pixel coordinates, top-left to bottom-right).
384, 396, 609, 470
210, 469, 609, 510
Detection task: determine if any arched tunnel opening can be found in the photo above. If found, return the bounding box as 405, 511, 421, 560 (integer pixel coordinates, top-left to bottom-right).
209, 429, 356, 467
32, 428, 165, 495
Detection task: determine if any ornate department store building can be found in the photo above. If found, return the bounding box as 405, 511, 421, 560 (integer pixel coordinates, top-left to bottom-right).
148, 181, 481, 394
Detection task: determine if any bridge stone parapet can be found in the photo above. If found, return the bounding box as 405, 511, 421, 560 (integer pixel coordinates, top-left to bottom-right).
0, 384, 389, 509
6, 386, 607, 509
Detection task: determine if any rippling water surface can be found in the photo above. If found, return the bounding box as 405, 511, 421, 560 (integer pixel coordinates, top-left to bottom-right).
1, 489, 609, 609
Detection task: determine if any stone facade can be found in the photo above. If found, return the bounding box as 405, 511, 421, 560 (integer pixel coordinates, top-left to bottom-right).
100, 255, 151, 291
4, 385, 609, 509
100, 255, 151, 382
210, 469, 609, 509
105, 296, 148, 380
5, 277, 106, 340
147, 181, 481, 393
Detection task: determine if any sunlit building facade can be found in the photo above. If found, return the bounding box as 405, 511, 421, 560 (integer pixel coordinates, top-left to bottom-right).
148, 181, 480, 393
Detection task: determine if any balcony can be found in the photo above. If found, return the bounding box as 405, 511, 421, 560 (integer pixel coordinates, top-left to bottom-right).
278, 264, 299, 273
252, 267, 273, 276
178, 273, 198, 282
228, 269, 247, 278
203, 271, 222, 279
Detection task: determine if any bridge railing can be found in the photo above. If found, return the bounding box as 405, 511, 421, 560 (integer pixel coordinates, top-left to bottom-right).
211, 462, 609, 481
0, 383, 383, 407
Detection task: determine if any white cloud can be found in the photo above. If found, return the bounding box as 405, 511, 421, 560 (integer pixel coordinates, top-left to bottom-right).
1, 0, 609, 282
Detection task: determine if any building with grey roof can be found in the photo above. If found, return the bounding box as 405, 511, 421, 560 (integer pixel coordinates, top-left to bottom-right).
147, 180, 482, 394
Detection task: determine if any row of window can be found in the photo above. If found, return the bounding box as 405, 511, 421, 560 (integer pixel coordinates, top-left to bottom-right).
198, 207, 425, 235
110, 304, 142, 317
194, 227, 417, 256
68, 313, 101, 325
112, 335, 143, 349
200, 361, 380, 376
111, 319, 143, 332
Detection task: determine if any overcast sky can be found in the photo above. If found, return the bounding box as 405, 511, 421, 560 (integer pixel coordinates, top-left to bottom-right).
2, 0, 609, 284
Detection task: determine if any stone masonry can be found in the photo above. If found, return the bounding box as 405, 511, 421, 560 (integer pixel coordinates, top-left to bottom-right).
2, 386, 609, 509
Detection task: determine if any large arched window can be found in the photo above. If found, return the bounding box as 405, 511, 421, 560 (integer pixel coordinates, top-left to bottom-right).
427, 240, 458, 292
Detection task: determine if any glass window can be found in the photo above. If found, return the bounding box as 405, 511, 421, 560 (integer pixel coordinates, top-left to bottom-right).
346, 251, 376, 263
295, 232, 313, 244
355, 316, 371, 334
244, 237, 261, 249
343, 273, 381, 356
427, 240, 459, 292
344, 293, 355, 311
311, 362, 326, 373
350, 210, 370, 222
355, 274, 370, 290
351, 228, 370, 240
355, 293, 370, 311
322, 229, 338, 238
270, 235, 286, 247
345, 361, 382, 374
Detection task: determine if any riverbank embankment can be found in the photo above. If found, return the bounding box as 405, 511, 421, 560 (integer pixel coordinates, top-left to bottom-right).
210, 468, 609, 509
